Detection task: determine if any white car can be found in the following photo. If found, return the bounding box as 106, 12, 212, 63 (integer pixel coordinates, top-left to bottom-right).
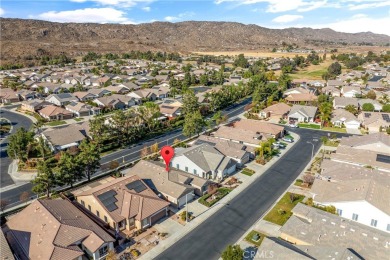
289, 124, 298, 128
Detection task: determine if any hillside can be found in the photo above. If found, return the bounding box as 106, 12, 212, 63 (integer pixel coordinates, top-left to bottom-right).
1, 18, 390, 63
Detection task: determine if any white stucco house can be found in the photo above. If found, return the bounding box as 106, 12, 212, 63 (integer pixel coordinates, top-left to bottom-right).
287, 105, 318, 124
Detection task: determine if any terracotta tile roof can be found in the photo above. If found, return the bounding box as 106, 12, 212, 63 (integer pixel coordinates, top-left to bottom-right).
39, 105, 73, 117
232, 119, 285, 136
262, 103, 291, 115
285, 93, 318, 102
0, 228, 14, 260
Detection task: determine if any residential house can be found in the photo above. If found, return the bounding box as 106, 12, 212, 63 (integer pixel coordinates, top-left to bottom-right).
73, 91, 98, 102
21, 99, 51, 112
341, 86, 361, 98
39, 105, 73, 121
93, 96, 126, 110
0, 88, 19, 103
159, 104, 181, 119
119, 82, 141, 91
41, 123, 89, 151
87, 88, 111, 98
358, 98, 383, 111
66, 101, 101, 117
45, 93, 78, 107
0, 229, 14, 260
280, 203, 389, 259
171, 143, 237, 180
16, 89, 39, 100
259, 103, 291, 120
283, 87, 312, 96
127, 89, 157, 103
123, 160, 209, 207
322, 85, 341, 97
212, 125, 269, 147
358, 112, 390, 133
103, 85, 130, 94
331, 109, 360, 129
151, 85, 170, 99
285, 93, 317, 105
332, 97, 359, 109
3, 199, 115, 260
232, 119, 285, 139
75, 175, 170, 232
339, 132, 390, 153
193, 135, 252, 165
312, 160, 390, 232
287, 105, 318, 124
327, 79, 344, 88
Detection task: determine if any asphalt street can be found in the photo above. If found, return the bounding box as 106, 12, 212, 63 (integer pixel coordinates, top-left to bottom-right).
156, 128, 350, 260
0, 108, 33, 187
0, 98, 251, 210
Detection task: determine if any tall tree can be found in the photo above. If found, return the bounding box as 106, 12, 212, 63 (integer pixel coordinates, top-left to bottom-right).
182, 90, 199, 115
183, 111, 205, 137
57, 151, 83, 187
345, 104, 358, 115
319, 102, 333, 127
78, 139, 101, 181
7, 127, 34, 162
32, 159, 59, 198
35, 136, 51, 160
89, 116, 108, 148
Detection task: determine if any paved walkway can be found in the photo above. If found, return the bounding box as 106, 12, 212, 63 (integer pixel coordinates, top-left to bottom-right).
140, 133, 300, 260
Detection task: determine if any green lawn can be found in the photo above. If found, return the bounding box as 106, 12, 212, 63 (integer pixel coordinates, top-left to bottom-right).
241, 168, 255, 176
263, 192, 305, 226
322, 127, 347, 133
245, 230, 266, 247
74, 117, 84, 122
45, 120, 67, 126
298, 123, 321, 129
294, 179, 303, 186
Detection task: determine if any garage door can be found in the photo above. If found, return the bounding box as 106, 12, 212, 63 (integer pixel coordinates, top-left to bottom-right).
151, 208, 167, 225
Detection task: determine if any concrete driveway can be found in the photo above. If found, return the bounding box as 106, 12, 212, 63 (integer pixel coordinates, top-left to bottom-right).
346, 128, 362, 135
154, 217, 184, 236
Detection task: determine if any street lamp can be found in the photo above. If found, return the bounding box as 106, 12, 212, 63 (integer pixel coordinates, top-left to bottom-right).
307, 139, 318, 161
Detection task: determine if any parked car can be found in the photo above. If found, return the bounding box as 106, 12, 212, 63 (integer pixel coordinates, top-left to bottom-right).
282, 137, 294, 143
289, 124, 298, 128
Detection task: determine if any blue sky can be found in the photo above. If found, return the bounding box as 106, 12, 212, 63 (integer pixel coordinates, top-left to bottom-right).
1, 0, 390, 35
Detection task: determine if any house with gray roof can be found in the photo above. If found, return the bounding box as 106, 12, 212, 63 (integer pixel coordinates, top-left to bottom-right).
332, 97, 359, 109
331, 109, 360, 129
287, 105, 318, 124
171, 143, 237, 180
280, 204, 390, 259
45, 93, 78, 107
41, 123, 89, 152
339, 132, 390, 153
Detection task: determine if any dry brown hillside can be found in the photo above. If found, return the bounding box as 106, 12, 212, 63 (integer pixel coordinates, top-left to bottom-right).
1, 18, 389, 63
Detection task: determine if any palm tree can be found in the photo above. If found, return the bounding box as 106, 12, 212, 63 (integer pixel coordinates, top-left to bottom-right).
319, 102, 333, 128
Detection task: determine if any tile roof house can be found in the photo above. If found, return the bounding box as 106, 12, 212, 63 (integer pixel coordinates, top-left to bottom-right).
0, 228, 14, 260
322, 85, 341, 97
87, 88, 111, 98
330, 109, 360, 129
127, 89, 157, 102
123, 160, 209, 207
311, 160, 390, 232
45, 93, 78, 107
39, 105, 73, 121
75, 175, 170, 232
341, 85, 362, 98
65, 101, 101, 117
159, 104, 181, 119
73, 91, 98, 102
285, 93, 318, 105
327, 79, 344, 87
171, 143, 237, 180
102, 85, 130, 94
332, 97, 359, 109
41, 123, 89, 151
283, 87, 311, 96
280, 203, 390, 259
3, 199, 115, 260
287, 105, 318, 124
212, 125, 271, 146
0, 88, 20, 104
358, 112, 390, 133
339, 132, 390, 153
259, 103, 291, 120
20, 99, 51, 112
232, 119, 285, 139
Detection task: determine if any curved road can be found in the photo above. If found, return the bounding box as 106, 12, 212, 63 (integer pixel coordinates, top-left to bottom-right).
156, 128, 350, 260
0, 108, 33, 187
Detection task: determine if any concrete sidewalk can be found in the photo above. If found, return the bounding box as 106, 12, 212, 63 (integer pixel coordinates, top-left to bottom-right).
140, 133, 300, 260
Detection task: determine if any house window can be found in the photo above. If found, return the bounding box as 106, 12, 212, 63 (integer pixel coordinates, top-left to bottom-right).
193, 169, 197, 175
336, 209, 342, 216
141, 218, 149, 228
176, 164, 180, 169
387, 224, 390, 232
104, 216, 108, 222
88, 205, 91, 211
185, 166, 188, 172
99, 245, 108, 257
352, 213, 358, 221
371, 219, 378, 227
128, 218, 135, 227
96, 210, 100, 217
81, 200, 85, 206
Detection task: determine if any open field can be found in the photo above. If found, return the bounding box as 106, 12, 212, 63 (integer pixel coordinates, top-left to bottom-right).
193, 51, 309, 58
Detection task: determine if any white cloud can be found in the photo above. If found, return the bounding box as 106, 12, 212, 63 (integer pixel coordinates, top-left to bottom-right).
272, 14, 303, 23
0, 7, 5, 16
164, 12, 195, 22
142, 6, 151, 12
348, 0, 390, 10
32, 8, 133, 23
215, 0, 333, 13
70, 0, 153, 8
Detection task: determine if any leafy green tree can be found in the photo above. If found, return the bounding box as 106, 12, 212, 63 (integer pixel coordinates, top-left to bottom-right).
327, 62, 342, 77
89, 116, 108, 148
345, 104, 358, 115
183, 111, 205, 137
32, 159, 59, 198
233, 54, 249, 68
366, 90, 376, 100
362, 103, 375, 112
319, 102, 333, 127
212, 111, 227, 125
200, 74, 209, 86
35, 136, 51, 160
78, 139, 101, 181
57, 151, 83, 187
382, 104, 390, 112
7, 127, 34, 162
182, 90, 199, 115
221, 245, 243, 260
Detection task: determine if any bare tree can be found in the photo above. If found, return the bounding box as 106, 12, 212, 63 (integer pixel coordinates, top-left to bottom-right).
303, 174, 315, 186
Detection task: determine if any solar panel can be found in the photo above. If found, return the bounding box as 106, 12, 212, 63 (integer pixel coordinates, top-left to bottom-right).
382, 114, 390, 123
97, 190, 118, 212
126, 180, 147, 193
376, 154, 390, 164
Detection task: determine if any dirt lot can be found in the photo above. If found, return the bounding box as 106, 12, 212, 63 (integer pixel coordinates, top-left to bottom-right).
193, 51, 310, 58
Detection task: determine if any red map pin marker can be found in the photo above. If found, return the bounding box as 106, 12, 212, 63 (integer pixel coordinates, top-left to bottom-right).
160, 146, 174, 172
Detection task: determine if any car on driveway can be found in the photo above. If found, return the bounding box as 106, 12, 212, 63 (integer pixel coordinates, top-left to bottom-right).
288, 124, 298, 128
282, 137, 294, 143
